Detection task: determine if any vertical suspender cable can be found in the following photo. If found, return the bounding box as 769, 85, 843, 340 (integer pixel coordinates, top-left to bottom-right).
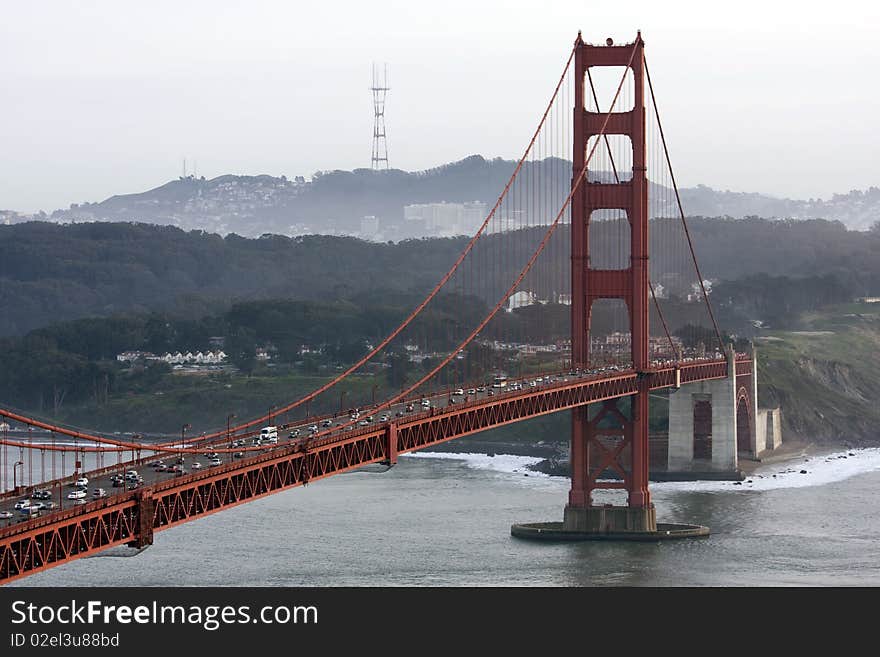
644, 58, 724, 352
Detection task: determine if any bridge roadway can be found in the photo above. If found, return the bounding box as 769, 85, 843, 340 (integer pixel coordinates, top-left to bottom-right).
0, 366, 602, 519
0, 355, 751, 583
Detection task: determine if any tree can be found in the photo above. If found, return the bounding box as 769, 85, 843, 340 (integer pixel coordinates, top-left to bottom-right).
226, 327, 257, 375
386, 352, 411, 387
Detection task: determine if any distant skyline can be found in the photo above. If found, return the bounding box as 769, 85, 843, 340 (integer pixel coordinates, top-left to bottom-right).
2, 0, 878, 212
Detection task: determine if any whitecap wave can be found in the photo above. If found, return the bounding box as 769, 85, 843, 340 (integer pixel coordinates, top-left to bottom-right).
404, 451, 545, 474
656, 447, 880, 493
404, 447, 880, 494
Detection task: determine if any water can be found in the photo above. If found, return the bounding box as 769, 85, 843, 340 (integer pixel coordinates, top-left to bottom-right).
9, 447, 880, 586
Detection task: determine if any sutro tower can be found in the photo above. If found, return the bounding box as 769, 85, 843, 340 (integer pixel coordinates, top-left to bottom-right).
371, 63, 390, 170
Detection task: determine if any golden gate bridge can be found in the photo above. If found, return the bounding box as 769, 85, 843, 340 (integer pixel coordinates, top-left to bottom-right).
0, 32, 758, 583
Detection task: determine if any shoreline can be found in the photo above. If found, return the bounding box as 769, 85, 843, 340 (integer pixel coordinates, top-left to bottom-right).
430, 434, 858, 482
403, 441, 880, 495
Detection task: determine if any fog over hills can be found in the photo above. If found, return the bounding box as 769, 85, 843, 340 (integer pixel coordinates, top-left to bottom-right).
4, 155, 878, 237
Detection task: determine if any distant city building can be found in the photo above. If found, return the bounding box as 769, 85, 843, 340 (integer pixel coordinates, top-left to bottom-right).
485, 209, 525, 235
117, 350, 228, 365
687, 279, 713, 302
507, 291, 537, 312
360, 215, 379, 236
403, 201, 487, 236
116, 351, 155, 362
505, 290, 568, 312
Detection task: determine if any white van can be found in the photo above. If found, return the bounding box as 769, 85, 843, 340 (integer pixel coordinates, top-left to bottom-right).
260, 426, 278, 443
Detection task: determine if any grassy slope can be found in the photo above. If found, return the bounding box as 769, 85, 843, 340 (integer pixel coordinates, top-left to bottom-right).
755, 302, 880, 445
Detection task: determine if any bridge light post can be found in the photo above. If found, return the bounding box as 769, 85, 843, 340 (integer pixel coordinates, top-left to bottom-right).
227, 414, 236, 449
180, 423, 191, 462
12, 460, 23, 493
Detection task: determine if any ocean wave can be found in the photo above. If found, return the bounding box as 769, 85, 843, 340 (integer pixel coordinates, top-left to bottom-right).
404, 447, 880, 494
404, 451, 543, 473
656, 447, 880, 493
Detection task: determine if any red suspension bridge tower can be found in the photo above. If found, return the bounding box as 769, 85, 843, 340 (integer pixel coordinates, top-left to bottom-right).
566, 31, 655, 533
512, 32, 710, 540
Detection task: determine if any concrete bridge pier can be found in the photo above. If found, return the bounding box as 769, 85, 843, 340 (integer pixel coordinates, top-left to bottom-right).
667, 348, 739, 476
666, 346, 776, 477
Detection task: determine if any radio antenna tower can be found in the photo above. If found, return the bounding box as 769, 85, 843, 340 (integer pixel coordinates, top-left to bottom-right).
371, 63, 390, 170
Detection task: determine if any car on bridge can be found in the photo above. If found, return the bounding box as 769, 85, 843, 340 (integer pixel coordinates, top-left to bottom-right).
32, 489, 51, 500
93, 488, 108, 499
67, 488, 86, 500
74, 476, 89, 487
209, 457, 222, 466
13, 499, 31, 510
0, 510, 13, 519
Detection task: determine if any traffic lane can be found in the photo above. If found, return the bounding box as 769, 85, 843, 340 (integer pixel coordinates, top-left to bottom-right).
0, 369, 597, 522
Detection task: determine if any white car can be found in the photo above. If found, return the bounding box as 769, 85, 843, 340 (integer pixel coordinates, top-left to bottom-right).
0, 510, 13, 519
75, 476, 89, 487
209, 457, 222, 466
13, 499, 31, 510
67, 489, 86, 500
191, 462, 202, 470
454, 388, 464, 396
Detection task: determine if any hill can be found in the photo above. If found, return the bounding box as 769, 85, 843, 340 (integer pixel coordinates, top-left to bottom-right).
35, 155, 880, 237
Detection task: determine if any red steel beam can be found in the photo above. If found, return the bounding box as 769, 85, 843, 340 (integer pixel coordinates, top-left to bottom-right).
0, 356, 748, 584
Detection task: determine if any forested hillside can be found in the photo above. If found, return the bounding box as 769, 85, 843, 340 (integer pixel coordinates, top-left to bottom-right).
2, 218, 879, 336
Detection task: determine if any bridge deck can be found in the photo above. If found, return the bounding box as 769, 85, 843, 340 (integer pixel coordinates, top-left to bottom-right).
0, 357, 751, 583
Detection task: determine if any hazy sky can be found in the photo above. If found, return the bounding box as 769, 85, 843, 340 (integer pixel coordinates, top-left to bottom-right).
2, 0, 878, 212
